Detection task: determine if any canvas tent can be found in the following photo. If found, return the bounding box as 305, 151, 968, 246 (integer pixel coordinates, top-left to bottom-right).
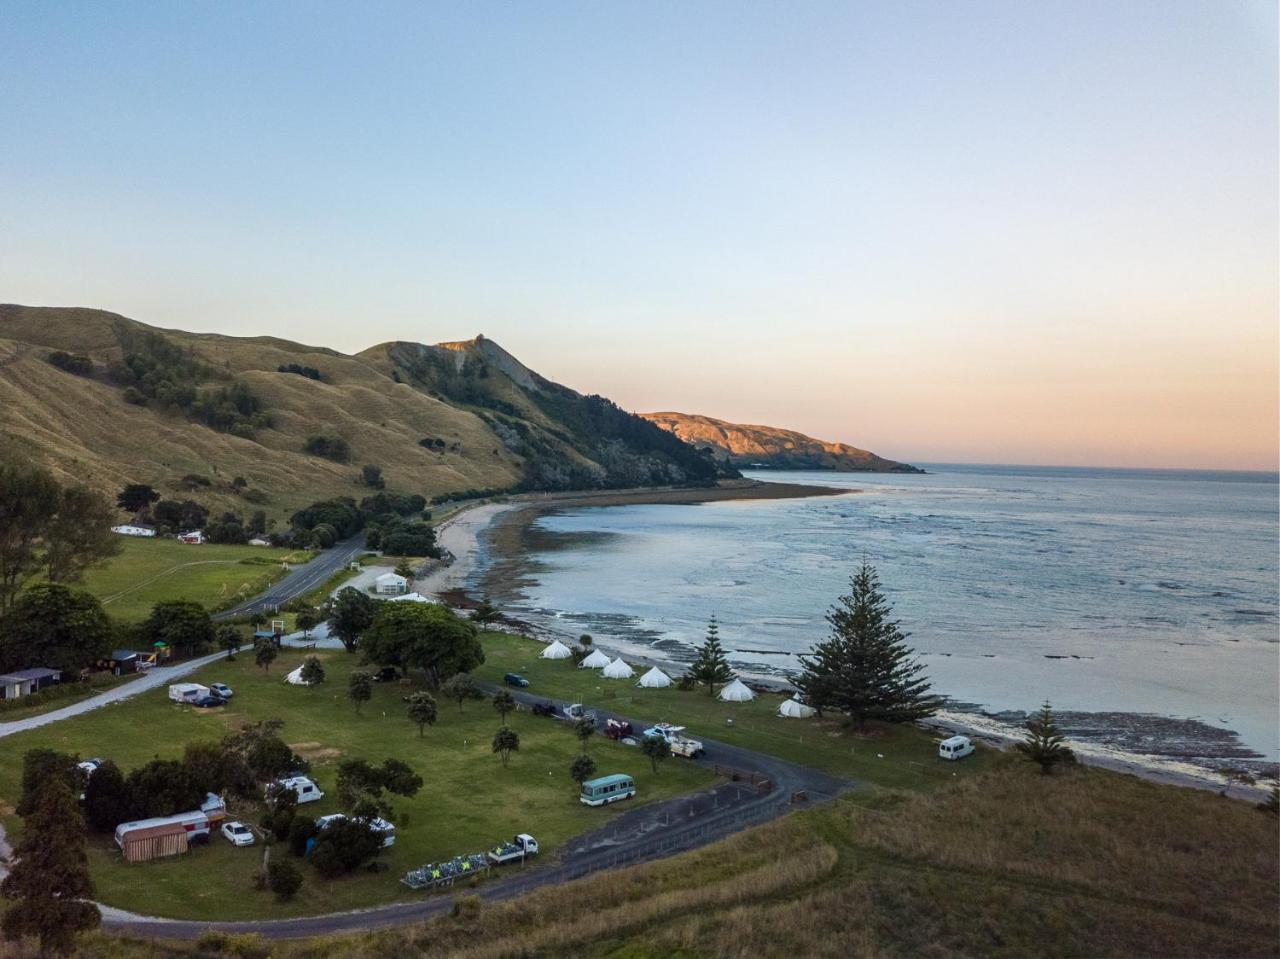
387, 591, 434, 604
777, 697, 817, 718
540, 640, 573, 660
601, 657, 634, 679
579, 650, 611, 669
717, 678, 756, 702
284, 666, 316, 686
636, 666, 673, 689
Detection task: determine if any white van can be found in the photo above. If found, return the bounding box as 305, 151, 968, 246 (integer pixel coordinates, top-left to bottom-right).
939, 735, 975, 761
269, 776, 323, 804
168, 683, 209, 703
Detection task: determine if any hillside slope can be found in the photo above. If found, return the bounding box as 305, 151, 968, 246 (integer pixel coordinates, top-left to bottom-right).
642, 411, 922, 473
0, 305, 727, 521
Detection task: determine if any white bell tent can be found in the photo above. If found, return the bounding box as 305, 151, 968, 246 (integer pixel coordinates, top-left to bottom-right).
636, 666, 673, 689
717, 678, 756, 702
540, 640, 573, 660
601, 657, 634, 679
579, 649, 611, 669
777, 697, 816, 718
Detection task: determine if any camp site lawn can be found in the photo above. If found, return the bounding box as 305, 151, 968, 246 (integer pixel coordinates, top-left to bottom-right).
474, 632, 998, 791
79, 537, 312, 622
0, 651, 711, 921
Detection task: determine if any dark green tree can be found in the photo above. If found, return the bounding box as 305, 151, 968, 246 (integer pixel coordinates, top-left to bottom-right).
361, 602, 483, 688
1258, 785, 1279, 817
295, 606, 320, 640
442, 672, 484, 713
473, 594, 501, 625
492, 726, 520, 767
492, 689, 516, 723
216, 623, 242, 660
268, 859, 303, 901
182, 740, 255, 799
791, 563, 940, 726
83, 759, 132, 833
126, 758, 205, 818
0, 778, 99, 955
348, 669, 373, 714
1016, 701, 1076, 775
299, 656, 326, 687
573, 717, 596, 754
309, 819, 381, 877
17, 749, 79, 816
360, 464, 385, 489
570, 754, 597, 788
42, 485, 121, 584
255, 638, 278, 672
0, 583, 112, 674
335, 757, 422, 818
406, 691, 438, 736
327, 586, 377, 653
140, 599, 215, 659
689, 615, 734, 696
116, 483, 160, 514
641, 734, 671, 774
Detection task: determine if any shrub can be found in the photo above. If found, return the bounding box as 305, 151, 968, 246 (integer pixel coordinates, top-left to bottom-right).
303, 435, 351, 463
267, 860, 303, 901
47, 350, 93, 376
308, 819, 382, 877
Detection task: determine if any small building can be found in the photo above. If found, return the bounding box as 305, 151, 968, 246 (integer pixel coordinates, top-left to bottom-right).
178, 530, 204, 545
116, 820, 190, 863
106, 650, 139, 675
111, 524, 156, 538
0, 667, 62, 700
374, 572, 408, 595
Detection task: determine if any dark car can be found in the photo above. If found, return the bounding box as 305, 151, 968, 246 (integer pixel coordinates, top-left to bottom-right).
532, 702, 558, 718
503, 672, 530, 688
191, 694, 227, 708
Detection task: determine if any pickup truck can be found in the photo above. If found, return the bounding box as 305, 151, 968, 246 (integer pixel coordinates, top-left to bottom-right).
642, 723, 705, 759
487, 833, 539, 865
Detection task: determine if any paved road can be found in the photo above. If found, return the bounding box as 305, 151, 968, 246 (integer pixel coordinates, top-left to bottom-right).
100, 687, 848, 940
0, 535, 365, 740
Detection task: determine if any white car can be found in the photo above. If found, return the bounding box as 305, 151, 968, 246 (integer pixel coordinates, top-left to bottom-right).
221, 821, 255, 846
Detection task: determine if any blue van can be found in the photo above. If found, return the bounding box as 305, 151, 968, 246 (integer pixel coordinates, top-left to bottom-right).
579, 773, 636, 807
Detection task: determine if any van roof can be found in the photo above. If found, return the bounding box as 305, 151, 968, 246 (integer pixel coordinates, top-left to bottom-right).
940, 735, 971, 747
583, 773, 633, 788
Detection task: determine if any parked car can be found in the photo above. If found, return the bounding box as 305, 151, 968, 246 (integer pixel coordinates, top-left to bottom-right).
190, 695, 226, 708
531, 702, 558, 718
221, 821, 255, 846
503, 672, 530, 688
209, 683, 233, 699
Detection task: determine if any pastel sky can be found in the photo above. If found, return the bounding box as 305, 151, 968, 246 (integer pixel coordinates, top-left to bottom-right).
1, 2, 1276, 469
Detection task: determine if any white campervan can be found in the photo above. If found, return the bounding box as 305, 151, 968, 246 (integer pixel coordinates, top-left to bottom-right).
939, 735, 975, 761
168, 683, 209, 703
269, 775, 323, 804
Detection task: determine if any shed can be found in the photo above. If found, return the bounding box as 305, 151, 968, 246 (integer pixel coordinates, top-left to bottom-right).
108, 650, 139, 675
375, 572, 409, 595
0, 667, 61, 698
118, 821, 190, 863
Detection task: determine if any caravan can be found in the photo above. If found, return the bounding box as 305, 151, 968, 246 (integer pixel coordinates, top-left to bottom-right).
938, 735, 975, 761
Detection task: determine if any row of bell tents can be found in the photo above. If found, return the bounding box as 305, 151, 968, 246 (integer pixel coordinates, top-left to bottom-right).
537, 638, 814, 714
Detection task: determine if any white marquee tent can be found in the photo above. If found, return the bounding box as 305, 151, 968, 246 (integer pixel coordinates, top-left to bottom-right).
579, 649, 611, 669
717, 678, 756, 702
540, 640, 573, 660
601, 657, 634, 679
636, 666, 673, 689
777, 697, 816, 718
283, 666, 315, 686
387, 591, 435, 604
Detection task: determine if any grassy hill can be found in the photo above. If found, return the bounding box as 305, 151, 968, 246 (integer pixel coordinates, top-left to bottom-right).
0, 306, 727, 524
642, 411, 923, 473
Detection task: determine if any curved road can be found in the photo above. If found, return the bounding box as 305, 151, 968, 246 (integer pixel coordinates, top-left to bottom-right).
102, 687, 847, 939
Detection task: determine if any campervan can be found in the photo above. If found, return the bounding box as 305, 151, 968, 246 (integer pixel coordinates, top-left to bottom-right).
168, 683, 210, 703
270, 775, 324, 804
939, 735, 975, 761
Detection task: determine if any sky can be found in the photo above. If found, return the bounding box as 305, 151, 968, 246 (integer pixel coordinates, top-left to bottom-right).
1, 1, 1276, 470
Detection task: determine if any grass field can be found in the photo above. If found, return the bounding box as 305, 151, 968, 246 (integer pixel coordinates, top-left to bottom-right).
0, 649, 712, 921
78, 538, 313, 622
473, 632, 998, 791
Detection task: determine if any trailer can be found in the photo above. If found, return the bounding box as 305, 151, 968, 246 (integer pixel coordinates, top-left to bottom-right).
487, 833, 539, 865
168, 683, 209, 703
114, 810, 211, 861
642, 723, 705, 758
604, 718, 633, 741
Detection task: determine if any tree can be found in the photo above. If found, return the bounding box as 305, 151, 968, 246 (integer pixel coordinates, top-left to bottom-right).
406, 691, 438, 737
249, 611, 268, 630
791, 563, 941, 726
492, 726, 520, 767
0, 778, 99, 955
442, 673, 484, 713
83, 760, 132, 833
689, 615, 733, 697
268, 860, 303, 901
360, 464, 385, 489
573, 717, 596, 754
393, 559, 415, 581
17, 749, 80, 816
216, 623, 242, 660
299, 656, 326, 687
182, 740, 254, 799
492, 690, 516, 723
327, 586, 377, 653
335, 757, 422, 818
361, 602, 484, 688
473, 594, 500, 626
0, 583, 112, 674
126, 758, 205, 819
1258, 785, 1279, 817
641, 734, 671, 774
255, 638, 278, 672
570, 754, 597, 788
1016, 702, 1076, 775
140, 600, 215, 659
309, 819, 382, 877
295, 607, 320, 639
116, 483, 161, 514
579, 634, 593, 649
348, 670, 373, 714
224, 720, 309, 782
0, 462, 119, 615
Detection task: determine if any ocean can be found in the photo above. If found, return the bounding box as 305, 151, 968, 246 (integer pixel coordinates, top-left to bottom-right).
475, 465, 1279, 772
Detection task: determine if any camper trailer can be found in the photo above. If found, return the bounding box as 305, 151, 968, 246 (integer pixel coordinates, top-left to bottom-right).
114, 811, 211, 861
168, 683, 210, 703
269, 775, 324, 804
938, 735, 975, 761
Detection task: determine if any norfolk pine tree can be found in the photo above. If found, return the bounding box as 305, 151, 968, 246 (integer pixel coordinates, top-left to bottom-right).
1017, 701, 1076, 775
689, 614, 733, 696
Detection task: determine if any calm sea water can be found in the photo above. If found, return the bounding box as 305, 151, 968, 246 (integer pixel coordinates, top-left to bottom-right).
481, 466, 1280, 763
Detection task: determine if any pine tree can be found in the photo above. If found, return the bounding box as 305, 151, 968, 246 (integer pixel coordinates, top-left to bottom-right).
792, 563, 940, 726
1, 777, 100, 955
689, 615, 734, 696
1016, 701, 1076, 775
